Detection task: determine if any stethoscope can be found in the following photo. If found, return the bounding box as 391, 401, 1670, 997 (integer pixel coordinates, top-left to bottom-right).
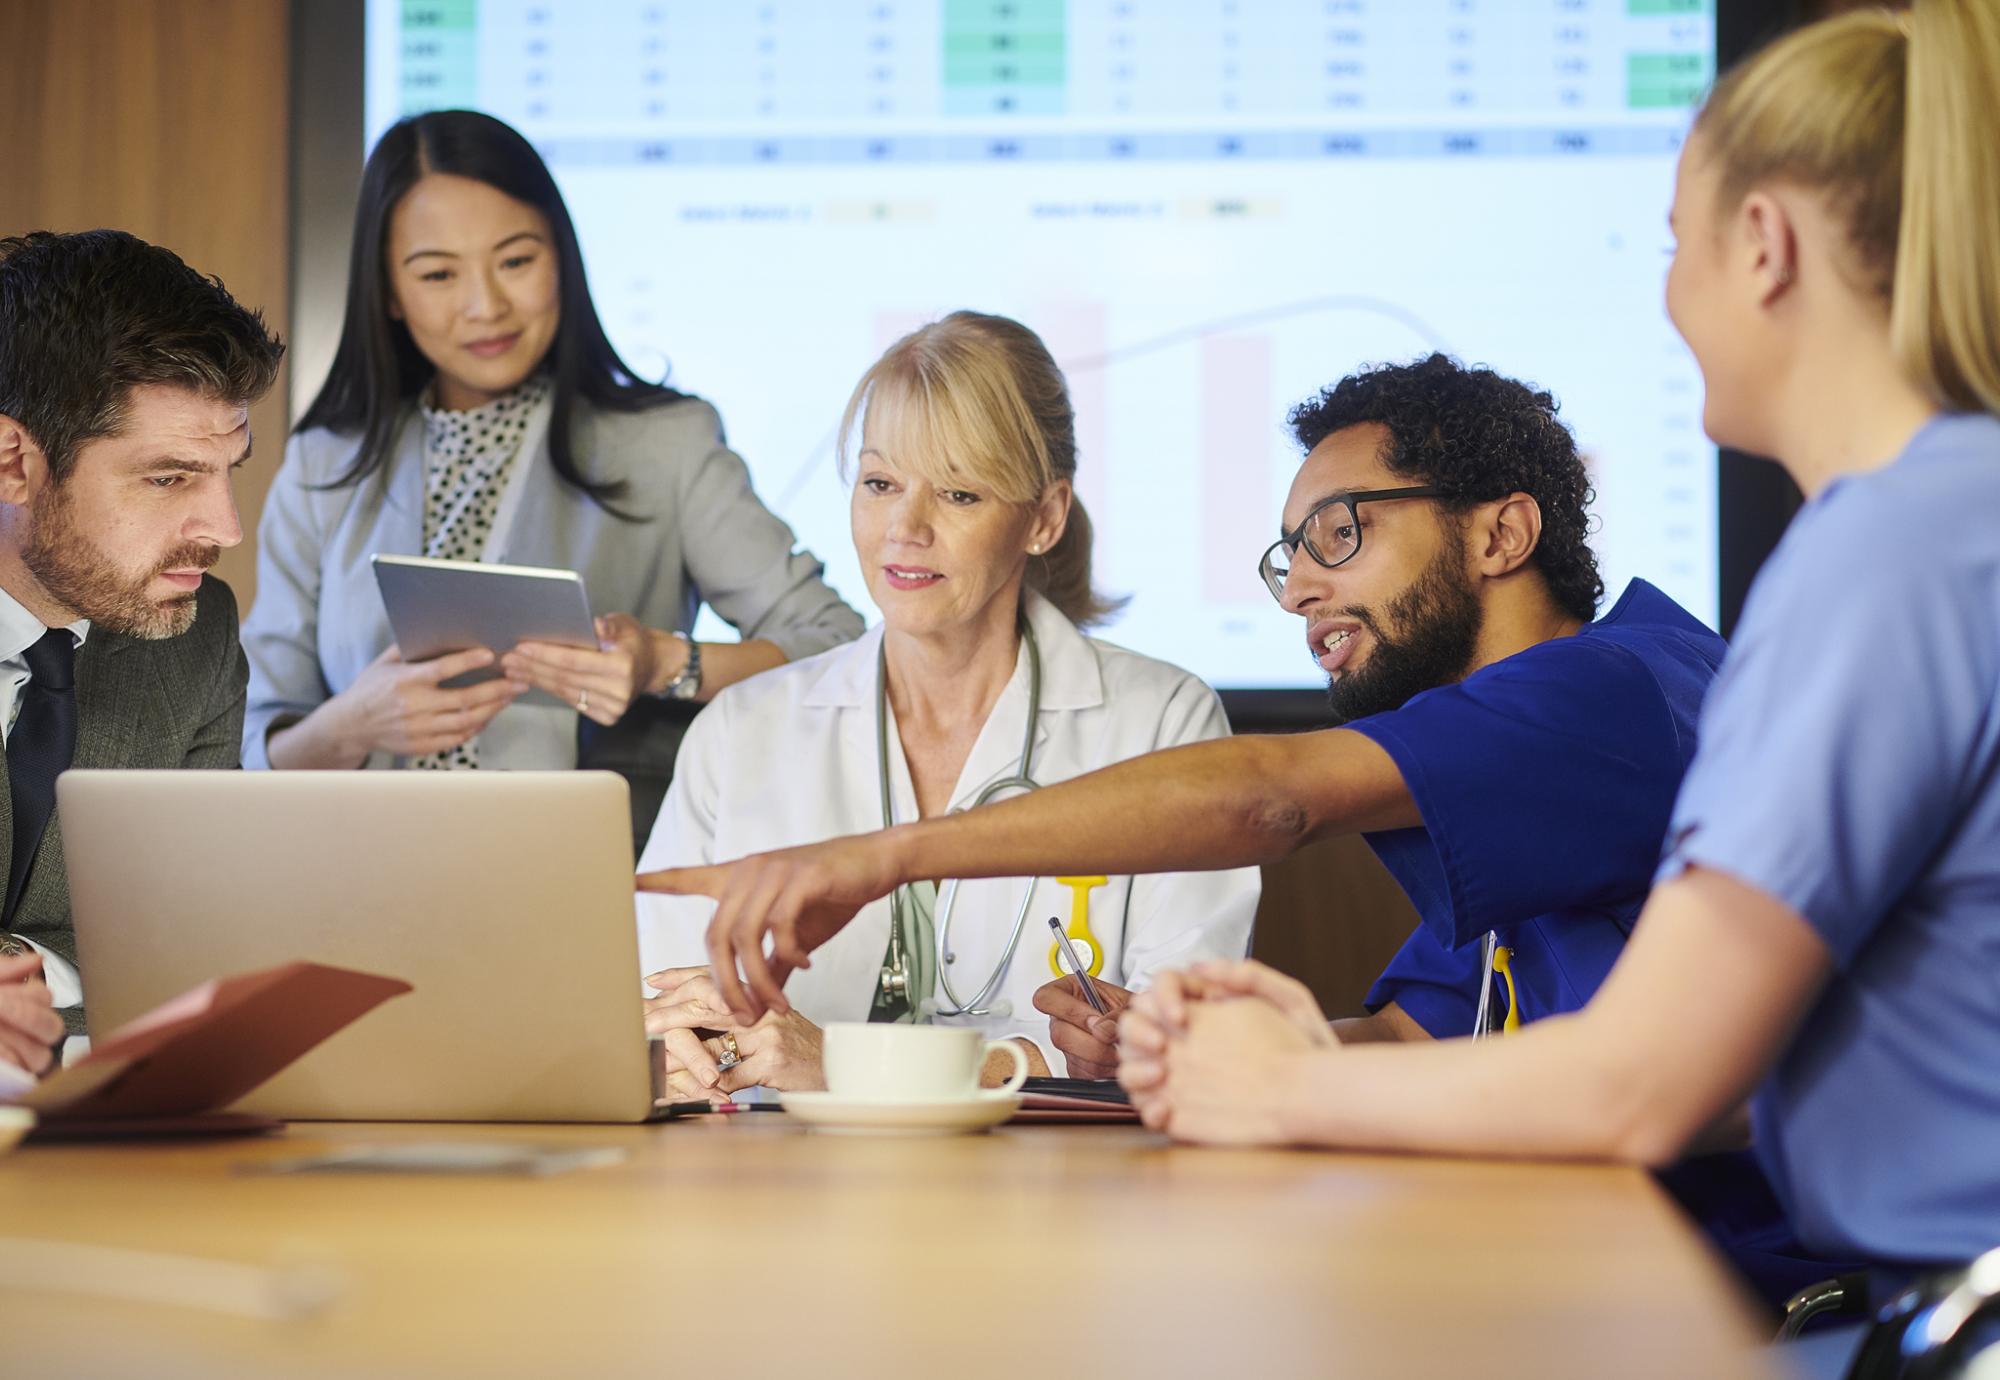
875, 618, 1049, 1019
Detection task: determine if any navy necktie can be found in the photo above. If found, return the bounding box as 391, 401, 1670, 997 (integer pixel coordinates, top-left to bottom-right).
5, 628, 77, 927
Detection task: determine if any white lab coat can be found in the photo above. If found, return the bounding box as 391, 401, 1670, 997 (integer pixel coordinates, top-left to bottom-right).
636, 590, 1260, 1072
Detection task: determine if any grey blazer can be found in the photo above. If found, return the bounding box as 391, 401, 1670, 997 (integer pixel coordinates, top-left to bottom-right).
242, 395, 863, 770
8, 576, 248, 1035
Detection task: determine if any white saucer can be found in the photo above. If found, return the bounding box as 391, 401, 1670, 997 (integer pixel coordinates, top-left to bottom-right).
777, 1090, 1022, 1136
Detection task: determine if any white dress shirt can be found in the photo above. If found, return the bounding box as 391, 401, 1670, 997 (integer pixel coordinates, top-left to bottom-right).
0, 580, 90, 1016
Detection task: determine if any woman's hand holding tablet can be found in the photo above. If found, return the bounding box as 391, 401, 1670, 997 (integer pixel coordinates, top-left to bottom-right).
503, 612, 684, 727
332, 645, 524, 761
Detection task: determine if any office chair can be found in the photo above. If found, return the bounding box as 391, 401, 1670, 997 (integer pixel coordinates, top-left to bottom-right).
578, 697, 702, 856
1841, 1246, 2000, 1380
1780, 1272, 1873, 1341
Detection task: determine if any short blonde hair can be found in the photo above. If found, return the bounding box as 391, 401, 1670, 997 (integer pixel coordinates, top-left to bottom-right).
838, 310, 1124, 627
1696, 0, 2000, 414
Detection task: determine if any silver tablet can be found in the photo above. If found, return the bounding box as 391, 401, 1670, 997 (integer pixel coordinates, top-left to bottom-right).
371, 553, 597, 709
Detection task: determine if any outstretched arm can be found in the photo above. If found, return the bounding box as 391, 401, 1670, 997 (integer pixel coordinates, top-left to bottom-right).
640, 727, 1417, 1023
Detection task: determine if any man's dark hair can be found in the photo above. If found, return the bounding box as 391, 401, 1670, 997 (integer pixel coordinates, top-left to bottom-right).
1288, 353, 1603, 622
0, 229, 285, 481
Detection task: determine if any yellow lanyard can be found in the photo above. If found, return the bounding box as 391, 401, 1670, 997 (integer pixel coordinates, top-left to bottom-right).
1492, 943, 1521, 1035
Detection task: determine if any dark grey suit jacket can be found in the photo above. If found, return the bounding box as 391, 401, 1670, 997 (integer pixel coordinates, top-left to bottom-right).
6, 575, 247, 1034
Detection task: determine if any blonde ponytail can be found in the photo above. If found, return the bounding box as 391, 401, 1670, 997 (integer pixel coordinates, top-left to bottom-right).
1697, 0, 2000, 415
1030, 492, 1125, 629
1893, 0, 2000, 414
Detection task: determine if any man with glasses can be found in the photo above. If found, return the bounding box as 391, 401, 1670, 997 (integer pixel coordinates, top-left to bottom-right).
1027, 354, 1724, 1062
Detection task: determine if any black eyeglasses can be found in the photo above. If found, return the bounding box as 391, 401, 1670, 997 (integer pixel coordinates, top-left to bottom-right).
1256, 486, 1443, 602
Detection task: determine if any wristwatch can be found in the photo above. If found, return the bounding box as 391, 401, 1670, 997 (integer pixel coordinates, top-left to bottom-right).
662, 635, 702, 701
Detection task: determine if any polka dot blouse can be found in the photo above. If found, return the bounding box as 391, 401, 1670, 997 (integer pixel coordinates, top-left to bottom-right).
409, 373, 551, 771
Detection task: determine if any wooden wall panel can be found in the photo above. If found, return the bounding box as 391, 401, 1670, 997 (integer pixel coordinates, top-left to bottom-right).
1253, 832, 1421, 1019
0, 0, 290, 615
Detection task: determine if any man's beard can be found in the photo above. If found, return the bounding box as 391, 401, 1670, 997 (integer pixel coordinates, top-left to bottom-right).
20, 483, 215, 640
1323, 545, 1485, 725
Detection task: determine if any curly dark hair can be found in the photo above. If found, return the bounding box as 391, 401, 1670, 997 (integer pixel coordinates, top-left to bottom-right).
1287, 353, 1603, 622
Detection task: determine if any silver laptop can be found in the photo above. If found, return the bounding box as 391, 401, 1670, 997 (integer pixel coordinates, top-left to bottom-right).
58, 770, 659, 1122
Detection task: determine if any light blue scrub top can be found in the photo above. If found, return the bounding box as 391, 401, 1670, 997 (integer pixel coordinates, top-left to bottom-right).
1660, 411, 2000, 1267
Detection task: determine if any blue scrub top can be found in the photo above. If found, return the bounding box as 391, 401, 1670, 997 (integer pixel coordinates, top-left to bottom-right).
1660, 412, 2000, 1269
1352, 578, 1724, 1035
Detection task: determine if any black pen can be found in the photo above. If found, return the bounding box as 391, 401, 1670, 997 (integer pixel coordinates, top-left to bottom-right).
1048, 917, 1110, 1015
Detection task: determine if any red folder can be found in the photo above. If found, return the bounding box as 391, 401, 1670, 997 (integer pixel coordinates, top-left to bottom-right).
1009, 1088, 1143, 1125
16, 961, 410, 1129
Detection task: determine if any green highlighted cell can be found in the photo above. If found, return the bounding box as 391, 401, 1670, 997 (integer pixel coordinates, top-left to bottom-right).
1629, 84, 1707, 108
1629, 52, 1710, 79
1628, 0, 1709, 13
944, 0, 1064, 23
1627, 50, 1711, 108
945, 55, 1066, 85
943, 0, 1065, 114
943, 32, 1065, 58
400, 0, 477, 116
402, 0, 475, 29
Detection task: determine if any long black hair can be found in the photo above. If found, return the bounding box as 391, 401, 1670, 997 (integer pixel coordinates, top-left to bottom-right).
298, 110, 681, 511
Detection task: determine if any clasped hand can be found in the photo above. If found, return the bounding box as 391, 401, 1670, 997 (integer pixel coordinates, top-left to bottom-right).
1116, 959, 1337, 1145
643, 965, 824, 1104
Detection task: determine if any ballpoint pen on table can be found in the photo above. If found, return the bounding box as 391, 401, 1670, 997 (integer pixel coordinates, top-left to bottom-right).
1048, 917, 1109, 1016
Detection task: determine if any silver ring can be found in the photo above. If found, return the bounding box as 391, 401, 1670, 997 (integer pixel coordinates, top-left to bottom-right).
717, 1031, 741, 1072
576, 688, 589, 714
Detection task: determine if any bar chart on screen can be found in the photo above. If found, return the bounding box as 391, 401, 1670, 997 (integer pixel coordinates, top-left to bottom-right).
367, 0, 1715, 688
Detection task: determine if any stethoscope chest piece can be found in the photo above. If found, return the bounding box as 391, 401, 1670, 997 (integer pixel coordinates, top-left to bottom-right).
879, 958, 908, 999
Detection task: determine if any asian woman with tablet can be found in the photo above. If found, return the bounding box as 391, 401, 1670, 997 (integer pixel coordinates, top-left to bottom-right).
243, 110, 862, 776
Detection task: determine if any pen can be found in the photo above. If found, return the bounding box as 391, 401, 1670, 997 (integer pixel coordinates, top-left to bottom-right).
1048, 917, 1110, 1016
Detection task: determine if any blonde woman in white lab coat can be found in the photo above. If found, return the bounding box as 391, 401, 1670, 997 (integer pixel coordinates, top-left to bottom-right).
636, 312, 1259, 1100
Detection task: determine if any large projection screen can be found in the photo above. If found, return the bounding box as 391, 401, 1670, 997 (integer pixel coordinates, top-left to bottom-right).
342, 0, 1719, 693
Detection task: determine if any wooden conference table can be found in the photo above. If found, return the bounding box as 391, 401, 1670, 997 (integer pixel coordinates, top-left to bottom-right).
0, 1117, 1779, 1380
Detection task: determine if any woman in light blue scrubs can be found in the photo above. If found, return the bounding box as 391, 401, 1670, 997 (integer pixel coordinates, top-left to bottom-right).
1119, 0, 2000, 1292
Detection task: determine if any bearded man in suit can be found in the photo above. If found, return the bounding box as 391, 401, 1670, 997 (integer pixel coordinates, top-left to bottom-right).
0, 229, 284, 1074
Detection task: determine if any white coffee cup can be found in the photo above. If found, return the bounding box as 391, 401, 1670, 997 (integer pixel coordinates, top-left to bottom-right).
820, 1023, 1029, 1101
